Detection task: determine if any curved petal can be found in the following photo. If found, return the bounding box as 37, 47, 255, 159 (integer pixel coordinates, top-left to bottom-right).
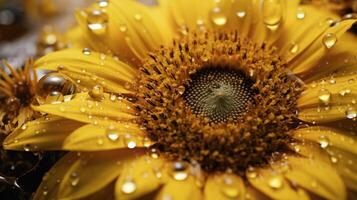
297, 72, 357, 123
63, 123, 149, 151
115, 155, 166, 200
34, 49, 136, 94
3, 116, 83, 151
56, 149, 145, 199
32, 92, 137, 126
33, 152, 78, 200
72, 0, 175, 66
204, 173, 246, 200
285, 142, 346, 200
289, 18, 357, 74
247, 167, 309, 200
155, 176, 203, 200
292, 126, 357, 155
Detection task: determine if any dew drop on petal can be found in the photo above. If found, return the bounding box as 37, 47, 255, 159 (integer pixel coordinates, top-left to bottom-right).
323, 33, 337, 49
89, 85, 104, 99
124, 134, 137, 149
246, 167, 257, 179
121, 178, 136, 194
339, 88, 351, 96
37, 73, 77, 104
70, 172, 80, 187
119, 24, 128, 32
318, 135, 329, 148
106, 127, 120, 142
268, 176, 283, 189
262, 0, 283, 30
170, 162, 189, 181
82, 47, 91, 55
221, 176, 240, 198
318, 88, 331, 104
23, 144, 31, 151
149, 148, 159, 159
296, 8, 305, 20
346, 108, 357, 119
289, 43, 299, 54
97, 0, 109, 8
330, 156, 338, 163
87, 9, 108, 35
210, 7, 227, 26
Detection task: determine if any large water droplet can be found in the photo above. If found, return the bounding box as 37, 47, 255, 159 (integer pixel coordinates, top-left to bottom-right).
323, 33, 337, 49
124, 134, 137, 149
318, 89, 331, 104
87, 9, 108, 35
37, 73, 77, 104
210, 7, 228, 26
170, 162, 189, 181
97, 0, 109, 8
262, 0, 283, 30
339, 88, 351, 96
121, 178, 136, 194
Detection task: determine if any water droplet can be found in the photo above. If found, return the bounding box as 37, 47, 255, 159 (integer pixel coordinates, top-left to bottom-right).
246, 167, 257, 178
221, 176, 240, 198
236, 11, 246, 18
323, 33, 337, 49
289, 43, 299, 54
339, 88, 351, 96
97, 0, 109, 8
330, 156, 338, 163
318, 89, 331, 104
134, 13, 142, 21
318, 135, 329, 148
346, 108, 357, 119
37, 73, 77, 104
121, 178, 136, 194
150, 148, 159, 159
268, 176, 283, 189
89, 85, 104, 100
87, 9, 108, 35
70, 172, 80, 187
177, 86, 185, 95
119, 24, 127, 32
23, 144, 31, 151
262, 0, 283, 30
296, 8, 305, 20
124, 134, 137, 149
170, 162, 189, 181
210, 7, 227, 26
106, 127, 120, 142
82, 47, 91, 55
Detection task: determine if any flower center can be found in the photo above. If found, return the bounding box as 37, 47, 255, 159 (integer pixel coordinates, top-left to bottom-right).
136, 31, 303, 174
183, 67, 255, 123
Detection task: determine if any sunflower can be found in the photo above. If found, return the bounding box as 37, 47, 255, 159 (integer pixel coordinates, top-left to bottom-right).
3, 0, 357, 199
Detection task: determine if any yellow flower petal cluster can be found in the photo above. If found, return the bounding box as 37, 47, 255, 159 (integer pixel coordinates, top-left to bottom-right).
2, 0, 357, 200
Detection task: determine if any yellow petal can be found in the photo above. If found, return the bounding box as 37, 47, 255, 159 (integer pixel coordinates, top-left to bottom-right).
33, 152, 78, 200
297, 73, 357, 123
245, 186, 270, 200
290, 19, 357, 74
34, 48, 136, 94
301, 33, 357, 83
285, 142, 346, 200
3, 116, 83, 151
155, 176, 202, 200
278, 5, 336, 61
326, 147, 357, 191
204, 173, 245, 200
247, 167, 309, 200
63, 123, 148, 151
57, 149, 145, 199
292, 126, 357, 155
32, 92, 137, 126
115, 155, 166, 200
